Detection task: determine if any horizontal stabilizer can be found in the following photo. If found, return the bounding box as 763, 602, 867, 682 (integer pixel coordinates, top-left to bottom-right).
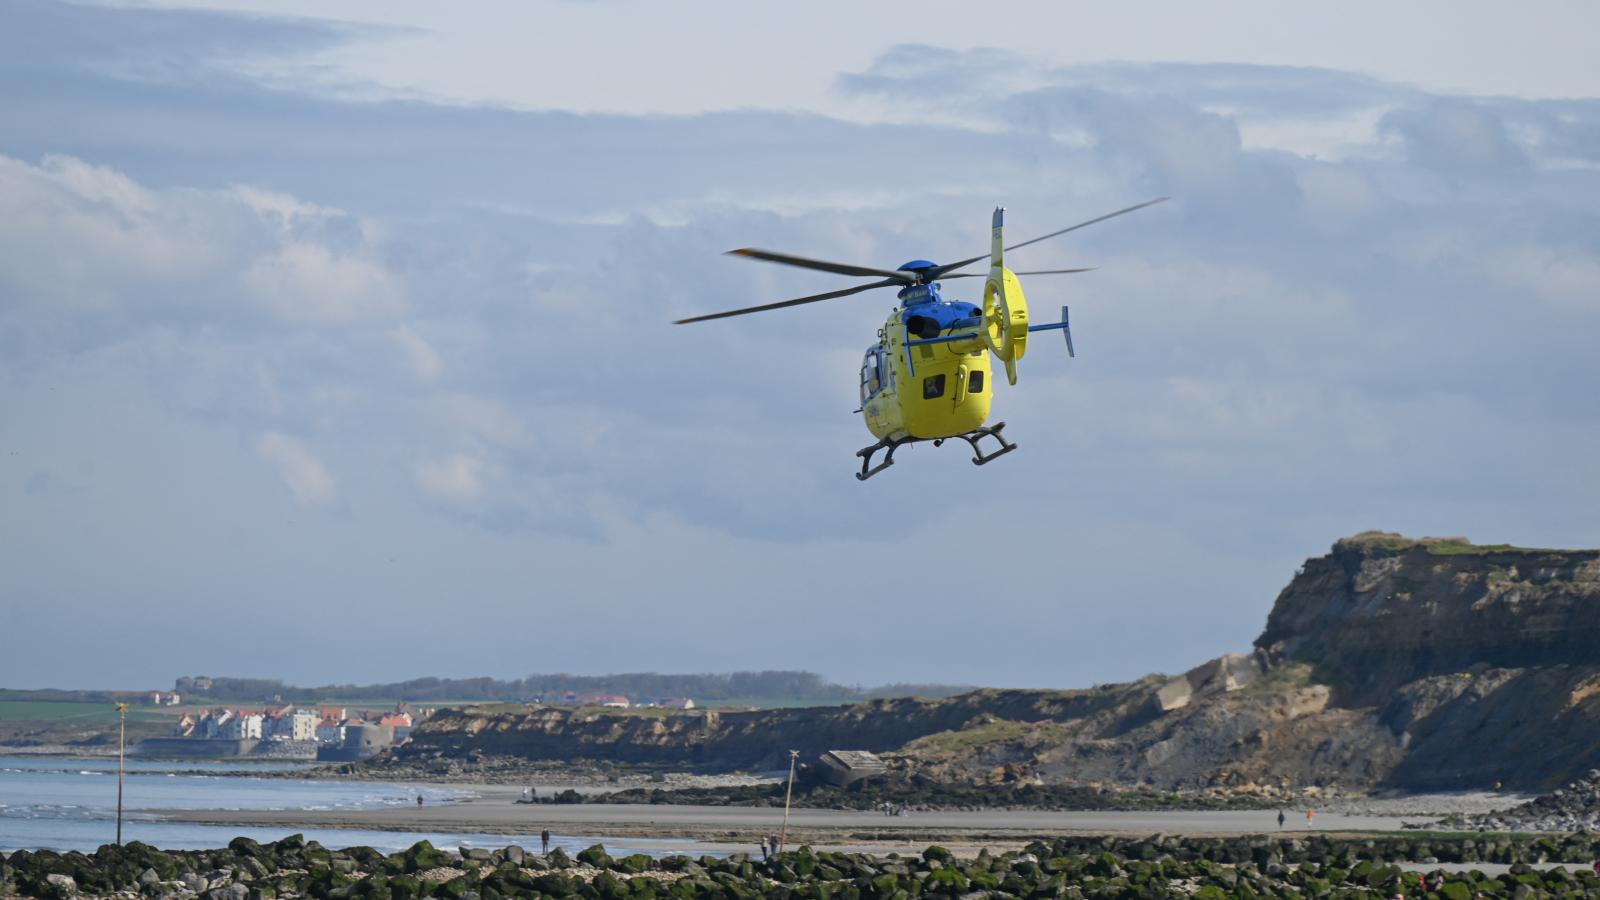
1024, 306, 1075, 358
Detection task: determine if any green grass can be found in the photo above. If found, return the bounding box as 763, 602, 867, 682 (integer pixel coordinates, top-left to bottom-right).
0, 700, 166, 723
905, 718, 1031, 753
1425, 541, 1540, 556
700, 697, 854, 709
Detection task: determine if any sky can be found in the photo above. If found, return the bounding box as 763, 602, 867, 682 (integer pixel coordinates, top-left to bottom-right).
2, 0, 1599, 691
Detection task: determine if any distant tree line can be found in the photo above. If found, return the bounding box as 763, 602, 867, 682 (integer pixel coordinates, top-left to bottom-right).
169, 672, 975, 705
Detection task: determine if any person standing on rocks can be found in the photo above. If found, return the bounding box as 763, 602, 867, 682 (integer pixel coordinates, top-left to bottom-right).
541, 829, 551, 856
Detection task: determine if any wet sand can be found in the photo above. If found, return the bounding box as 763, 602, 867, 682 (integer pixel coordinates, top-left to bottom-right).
150, 785, 1427, 850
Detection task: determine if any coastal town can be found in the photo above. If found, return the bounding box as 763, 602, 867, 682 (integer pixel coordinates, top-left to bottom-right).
129, 678, 700, 760
172, 705, 415, 745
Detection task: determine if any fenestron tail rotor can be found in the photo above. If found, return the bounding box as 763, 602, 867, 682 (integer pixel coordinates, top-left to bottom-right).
983, 207, 1029, 385
675, 198, 1167, 324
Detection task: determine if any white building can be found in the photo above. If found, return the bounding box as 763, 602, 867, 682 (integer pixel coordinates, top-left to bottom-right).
268, 708, 319, 741
220, 713, 263, 740
290, 708, 319, 741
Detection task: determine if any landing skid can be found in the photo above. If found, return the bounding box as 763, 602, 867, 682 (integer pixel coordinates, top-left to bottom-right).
854, 422, 1019, 481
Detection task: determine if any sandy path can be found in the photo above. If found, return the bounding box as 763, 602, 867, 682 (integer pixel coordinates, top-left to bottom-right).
150, 791, 1423, 843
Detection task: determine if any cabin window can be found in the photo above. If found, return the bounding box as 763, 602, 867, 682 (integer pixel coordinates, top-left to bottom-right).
860, 347, 884, 404
968, 371, 984, 393
922, 374, 946, 399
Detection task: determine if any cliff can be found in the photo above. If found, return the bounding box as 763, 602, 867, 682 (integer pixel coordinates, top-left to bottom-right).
1255, 532, 1600, 704
382, 533, 1600, 793
392, 683, 1151, 772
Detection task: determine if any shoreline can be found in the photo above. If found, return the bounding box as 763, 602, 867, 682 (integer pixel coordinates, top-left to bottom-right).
146, 789, 1438, 845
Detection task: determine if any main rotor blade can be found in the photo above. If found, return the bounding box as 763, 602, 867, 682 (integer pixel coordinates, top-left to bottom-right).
926, 197, 1169, 280
937, 267, 1096, 280
674, 278, 902, 324
727, 248, 916, 283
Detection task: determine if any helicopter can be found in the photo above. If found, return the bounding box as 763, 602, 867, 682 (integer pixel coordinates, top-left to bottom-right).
675, 198, 1167, 480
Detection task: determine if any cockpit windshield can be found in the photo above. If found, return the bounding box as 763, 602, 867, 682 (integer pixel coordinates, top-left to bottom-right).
859, 345, 885, 405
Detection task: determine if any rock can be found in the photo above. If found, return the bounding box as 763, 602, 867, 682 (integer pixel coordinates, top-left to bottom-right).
403, 840, 453, 872
180, 871, 209, 892
44, 873, 77, 897
1185, 653, 1261, 698
575, 844, 612, 868
502, 845, 524, 866
138, 867, 161, 887
1155, 677, 1193, 712
207, 884, 249, 900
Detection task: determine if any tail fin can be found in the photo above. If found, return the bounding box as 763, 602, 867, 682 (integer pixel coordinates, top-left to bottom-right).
990, 207, 1005, 270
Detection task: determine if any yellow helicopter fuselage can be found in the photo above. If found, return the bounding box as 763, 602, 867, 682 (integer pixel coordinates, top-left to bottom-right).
860, 306, 993, 441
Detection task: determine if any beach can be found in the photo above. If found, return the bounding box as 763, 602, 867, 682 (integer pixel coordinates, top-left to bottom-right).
149, 784, 1447, 852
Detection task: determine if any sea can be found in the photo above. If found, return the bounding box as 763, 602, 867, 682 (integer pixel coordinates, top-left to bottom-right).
0, 756, 678, 856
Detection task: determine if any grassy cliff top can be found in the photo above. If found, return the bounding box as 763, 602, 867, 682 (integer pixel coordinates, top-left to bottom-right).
1333, 531, 1573, 556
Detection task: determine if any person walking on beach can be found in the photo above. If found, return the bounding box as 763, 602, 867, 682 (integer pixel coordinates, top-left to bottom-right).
1277, 809, 1286, 829
416, 794, 424, 809
1305, 808, 1315, 829
541, 829, 551, 857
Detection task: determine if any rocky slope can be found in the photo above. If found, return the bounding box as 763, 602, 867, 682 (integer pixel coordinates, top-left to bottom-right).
376, 533, 1600, 795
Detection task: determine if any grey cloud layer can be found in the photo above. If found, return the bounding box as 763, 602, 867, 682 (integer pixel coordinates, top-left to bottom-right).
3, 2, 1598, 688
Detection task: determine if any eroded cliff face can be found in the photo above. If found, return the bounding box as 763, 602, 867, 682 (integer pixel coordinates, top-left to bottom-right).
396, 684, 1151, 772
1255, 532, 1600, 705
387, 533, 1600, 792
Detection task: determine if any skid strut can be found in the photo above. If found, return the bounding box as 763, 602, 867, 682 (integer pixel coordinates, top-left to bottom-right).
854, 421, 1019, 481
934, 421, 1018, 466
855, 435, 916, 481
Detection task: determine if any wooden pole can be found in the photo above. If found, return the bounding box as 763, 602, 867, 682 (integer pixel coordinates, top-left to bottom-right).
779, 749, 798, 853
116, 702, 128, 846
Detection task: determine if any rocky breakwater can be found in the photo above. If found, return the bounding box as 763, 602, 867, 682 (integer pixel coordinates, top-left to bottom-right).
11, 834, 1600, 899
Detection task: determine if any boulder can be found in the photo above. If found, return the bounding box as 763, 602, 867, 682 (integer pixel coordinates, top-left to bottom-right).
1155, 677, 1193, 712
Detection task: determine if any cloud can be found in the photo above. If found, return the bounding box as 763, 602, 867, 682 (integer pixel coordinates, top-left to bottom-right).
242, 239, 403, 324
390, 324, 443, 380
414, 453, 487, 503
256, 431, 335, 503
0, 153, 405, 337
1379, 99, 1527, 171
